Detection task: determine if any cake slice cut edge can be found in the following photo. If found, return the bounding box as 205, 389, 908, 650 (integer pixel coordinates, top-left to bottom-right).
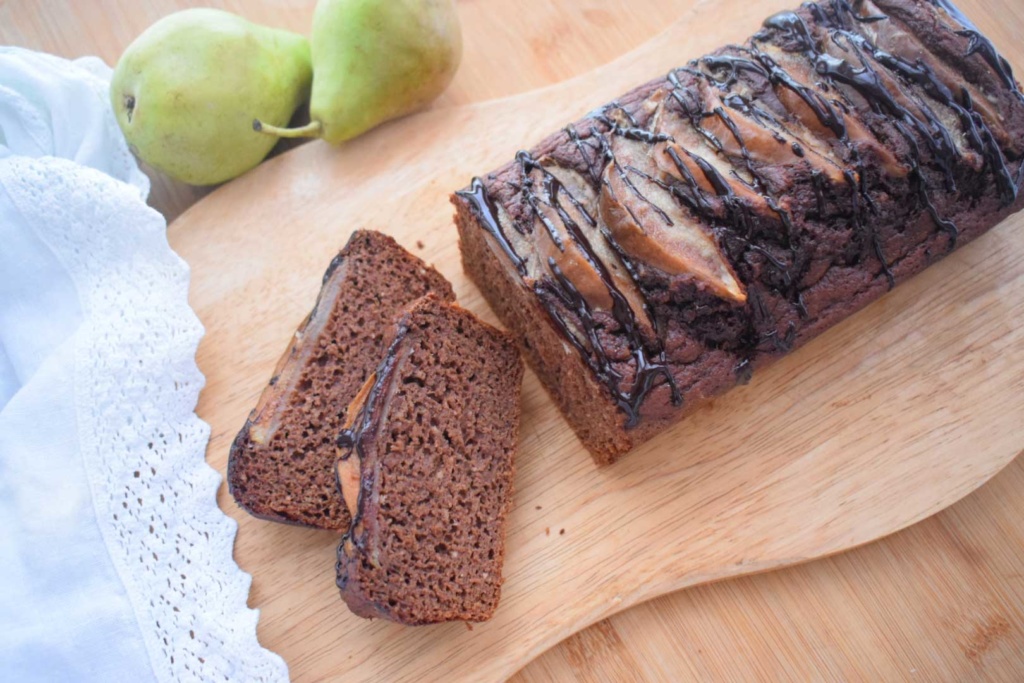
335, 294, 524, 624
228, 230, 455, 530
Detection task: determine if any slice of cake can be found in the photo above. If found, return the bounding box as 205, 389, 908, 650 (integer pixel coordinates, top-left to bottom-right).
228, 230, 455, 530
335, 295, 523, 624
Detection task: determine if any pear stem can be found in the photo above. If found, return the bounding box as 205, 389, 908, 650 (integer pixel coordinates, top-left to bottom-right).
252, 119, 322, 139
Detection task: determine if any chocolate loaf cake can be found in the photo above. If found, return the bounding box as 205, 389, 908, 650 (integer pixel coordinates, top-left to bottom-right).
228, 230, 454, 529
335, 295, 523, 624
453, 0, 1024, 464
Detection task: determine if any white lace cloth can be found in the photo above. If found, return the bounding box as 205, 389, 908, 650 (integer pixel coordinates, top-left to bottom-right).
0, 47, 288, 682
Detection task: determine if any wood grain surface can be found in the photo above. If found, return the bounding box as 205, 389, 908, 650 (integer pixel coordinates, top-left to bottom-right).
4, 0, 1023, 680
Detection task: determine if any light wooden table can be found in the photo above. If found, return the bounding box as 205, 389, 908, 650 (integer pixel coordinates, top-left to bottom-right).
4, 1, 1022, 680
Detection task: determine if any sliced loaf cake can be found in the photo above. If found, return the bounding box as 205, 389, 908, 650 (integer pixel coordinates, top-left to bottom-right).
452, 0, 1024, 463
335, 295, 523, 624
228, 230, 455, 530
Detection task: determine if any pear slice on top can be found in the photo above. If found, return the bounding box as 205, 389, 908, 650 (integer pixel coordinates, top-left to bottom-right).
753, 43, 907, 177
648, 90, 773, 213
526, 161, 656, 338
694, 80, 847, 184
598, 106, 747, 304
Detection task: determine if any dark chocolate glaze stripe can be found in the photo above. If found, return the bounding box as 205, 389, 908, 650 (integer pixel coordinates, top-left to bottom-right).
336, 324, 408, 589
456, 178, 528, 276
668, 65, 806, 294
801, 6, 967, 243
517, 151, 681, 427
460, 0, 1022, 429
930, 0, 1024, 102
757, 9, 900, 279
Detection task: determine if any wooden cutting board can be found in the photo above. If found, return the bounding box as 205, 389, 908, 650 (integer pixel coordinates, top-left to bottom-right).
168, 0, 1024, 679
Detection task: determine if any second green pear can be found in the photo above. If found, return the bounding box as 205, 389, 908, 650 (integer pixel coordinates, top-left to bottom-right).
258, 0, 462, 144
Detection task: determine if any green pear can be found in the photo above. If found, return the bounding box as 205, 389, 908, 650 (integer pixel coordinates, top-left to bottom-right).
111, 9, 312, 186
254, 0, 461, 144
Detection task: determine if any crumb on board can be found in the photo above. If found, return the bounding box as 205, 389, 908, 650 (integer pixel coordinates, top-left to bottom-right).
545, 527, 550, 536
416, 240, 425, 249
559, 528, 565, 535
535, 505, 542, 510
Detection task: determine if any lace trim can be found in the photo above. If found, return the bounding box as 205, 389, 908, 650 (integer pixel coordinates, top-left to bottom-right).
5, 156, 288, 682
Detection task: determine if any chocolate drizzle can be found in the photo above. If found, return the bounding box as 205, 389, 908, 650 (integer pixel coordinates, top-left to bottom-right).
755, 50, 849, 139
686, 30, 897, 294
930, 0, 1024, 102
593, 131, 673, 228
456, 178, 527, 275
336, 327, 408, 563
669, 61, 818, 353
517, 150, 681, 427
565, 125, 601, 184
854, 20, 1017, 203
756, 10, 902, 279
457, 0, 1022, 429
